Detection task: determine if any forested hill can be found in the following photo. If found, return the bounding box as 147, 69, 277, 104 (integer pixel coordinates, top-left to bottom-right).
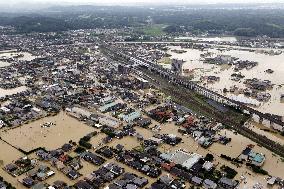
1, 6, 284, 38
158, 9, 284, 38
0, 16, 70, 33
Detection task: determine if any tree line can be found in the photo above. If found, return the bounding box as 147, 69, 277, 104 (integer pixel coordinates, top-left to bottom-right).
1, 6, 284, 37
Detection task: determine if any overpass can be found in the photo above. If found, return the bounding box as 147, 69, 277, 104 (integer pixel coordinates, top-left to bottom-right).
102, 45, 284, 131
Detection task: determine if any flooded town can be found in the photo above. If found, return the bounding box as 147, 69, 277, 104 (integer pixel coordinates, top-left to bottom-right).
0, 2, 284, 189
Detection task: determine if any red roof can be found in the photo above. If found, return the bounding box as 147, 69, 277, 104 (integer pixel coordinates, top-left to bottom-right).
161, 162, 175, 171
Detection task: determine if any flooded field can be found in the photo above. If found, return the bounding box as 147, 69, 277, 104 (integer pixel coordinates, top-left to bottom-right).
166, 46, 284, 117
0, 51, 36, 61
0, 111, 95, 151
0, 86, 27, 98
0, 51, 36, 68
0, 61, 11, 67
175, 36, 238, 43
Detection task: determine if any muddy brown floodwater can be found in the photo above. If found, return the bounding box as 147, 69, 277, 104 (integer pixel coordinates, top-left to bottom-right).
0, 86, 28, 98
145, 121, 283, 189
0, 140, 25, 189
167, 46, 284, 117
0, 111, 95, 152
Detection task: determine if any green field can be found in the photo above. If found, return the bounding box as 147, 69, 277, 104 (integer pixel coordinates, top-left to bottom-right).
139, 24, 167, 36
157, 57, 171, 65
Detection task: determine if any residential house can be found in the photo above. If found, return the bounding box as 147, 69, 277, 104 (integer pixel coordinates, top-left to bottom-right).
203, 179, 217, 189
218, 177, 238, 189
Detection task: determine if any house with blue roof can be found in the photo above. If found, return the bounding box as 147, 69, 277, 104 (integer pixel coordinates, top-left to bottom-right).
119, 111, 141, 123
99, 102, 119, 113
248, 151, 266, 166
239, 146, 266, 166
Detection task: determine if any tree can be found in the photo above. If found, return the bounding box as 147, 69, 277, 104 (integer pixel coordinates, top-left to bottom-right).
204, 153, 214, 161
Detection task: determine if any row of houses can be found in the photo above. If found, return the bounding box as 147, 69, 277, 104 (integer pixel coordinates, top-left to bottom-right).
0, 99, 46, 128
159, 149, 239, 189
